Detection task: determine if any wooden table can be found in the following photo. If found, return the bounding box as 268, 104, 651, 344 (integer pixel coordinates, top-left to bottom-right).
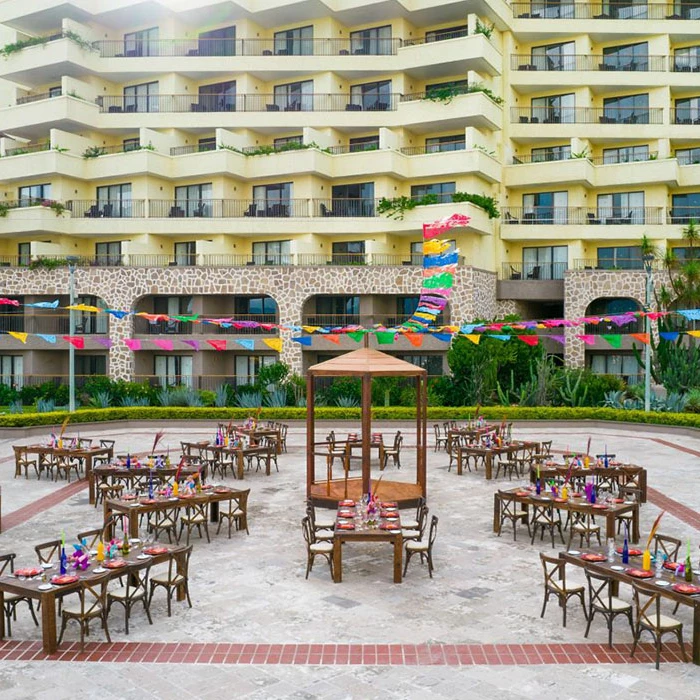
560, 550, 700, 665
231, 426, 282, 454
332, 516, 403, 584
493, 487, 640, 543
0, 543, 186, 653
531, 464, 647, 503
92, 464, 204, 495
104, 487, 248, 540
446, 425, 496, 453
456, 441, 538, 479
22, 444, 113, 504
205, 444, 276, 479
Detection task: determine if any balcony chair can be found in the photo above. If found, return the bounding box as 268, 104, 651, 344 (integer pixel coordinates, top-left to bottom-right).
265, 103, 280, 111
505, 211, 519, 224
526, 265, 541, 280
84, 205, 100, 218
108, 106, 123, 113
509, 265, 522, 280
284, 101, 300, 112
345, 103, 362, 111
101, 203, 114, 218
587, 213, 601, 225
523, 212, 536, 224
169, 206, 185, 218
243, 203, 257, 217
319, 203, 335, 217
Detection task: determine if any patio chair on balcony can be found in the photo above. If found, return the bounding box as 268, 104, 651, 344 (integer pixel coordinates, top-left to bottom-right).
587, 213, 601, 225
169, 206, 185, 218
319, 203, 335, 217
84, 205, 100, 218
266, 104, 280, 111
345, 103, 362, 111
108, 106, 123, 113
527, 265, 541, 280
505, 211, 519, 224
101, 203, 114, 218
509, 266, 522, 280
284, 101, 300, 112
243, 204, 257, 217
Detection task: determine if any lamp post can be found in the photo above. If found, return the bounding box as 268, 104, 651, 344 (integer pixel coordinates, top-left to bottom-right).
66, 255, 79, 413
643, 253, 654, 413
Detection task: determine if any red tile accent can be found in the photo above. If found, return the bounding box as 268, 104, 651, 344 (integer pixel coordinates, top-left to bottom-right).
2, 479, 87, 531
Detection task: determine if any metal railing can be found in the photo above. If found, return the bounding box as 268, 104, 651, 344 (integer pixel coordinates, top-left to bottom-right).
512, 151, 659, 164
170, 143, 216, 156
512, 152, 572, 164
671, 109, 700, 124
97, 93, 400, 113
677, 153, 700, 165
3, 142, 50, 157
585, 319, 644, 334
400, 89, 472, 103
511, 54, 667, 71
66, 199, 146, 218
94, 37, 402, 58
303, 315, 362, 327
149, 198, 309, 218
668, 208, 700, 224
403, 29, 469, 46
327, 144, 381, 154
400, 142, 466, 155
500, 262, 568, 280
16, 91, 61, 105
133, 375, 262, 391
512, 3, 700, 20
0, 314, 108, 334
574, 258, 663, 270
132, 314, 277, 336
511, 106, 664, 124
82, 143, 147, 156
589, 152, 659, 164
502, 206, 664, 225
313, 198, 376, 217
672, 59, 700, 71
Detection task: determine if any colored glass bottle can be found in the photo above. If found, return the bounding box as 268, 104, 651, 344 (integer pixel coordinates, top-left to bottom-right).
622, 538, 630, 564
59, 546, 67, 575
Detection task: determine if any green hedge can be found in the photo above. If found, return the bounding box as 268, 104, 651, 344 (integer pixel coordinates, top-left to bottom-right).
3, 405, 700, 430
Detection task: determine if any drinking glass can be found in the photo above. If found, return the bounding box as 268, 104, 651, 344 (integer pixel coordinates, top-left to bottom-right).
655, 554, 664, 578
607, 538, 616, 560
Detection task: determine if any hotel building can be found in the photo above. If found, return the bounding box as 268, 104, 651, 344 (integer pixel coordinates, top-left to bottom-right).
0, 0, 697, 389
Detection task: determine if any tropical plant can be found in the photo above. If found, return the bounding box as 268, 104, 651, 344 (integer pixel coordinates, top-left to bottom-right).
36, 398, 56, 413
83, 146, 107, 158
28, 257, 69, 270
451, 191, 500, 218
235, 390, 263, 408
557, 369, 589, 407
89, 390, 112, 408
214, 384, 230, 408
336, 395, 360, 408
119, 395, 149, 407
43, 200, 67, 216
570, 148, 590, 159
8, 399, 23, 413
0, 202, 9, 217
377, 191, 499, 220
474, 19, 494, 39
265, 385, 288, 407
0, 35, 52, 58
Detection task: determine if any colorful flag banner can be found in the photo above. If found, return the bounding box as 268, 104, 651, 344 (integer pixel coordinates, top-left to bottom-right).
291, 336, 312, 346
207, 339, 227, 351
8, 331, 27, 343
376, 331, 396, 344
518, 335, 539, 346
235, 339, 255, 351
181, 339, 200, 351
63, 336, 85, 349
324, 335, 341, 344
601, 334, 622, 349
37, 334, 57, 344
576, 335, 596, 345
263, 338, 283, 352
124, 339, 141, 351
630, 333, 650, 344
95, 337, 113, 348
153, 339, 174, 351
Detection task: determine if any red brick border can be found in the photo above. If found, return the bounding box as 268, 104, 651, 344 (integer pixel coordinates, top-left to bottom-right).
1, 480, 87, 532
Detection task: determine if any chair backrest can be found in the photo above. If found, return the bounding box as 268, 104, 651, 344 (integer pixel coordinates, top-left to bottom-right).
427, 515, 438, 548
531, 501, 555, 524
585, 568, 614, 611
433, 424, 441, 438
540, 552, 566, 593
76, 528, 102, 550
632, 581, 663, 629
393, 431, 402, 449
0, 552, 16, 576
78, 575, 110, 616
540, 440, 553, 455
653, 533, 681, 562
498, 491, 522, 519
302, 516, 313, 546
166, 544, 192, 583
416, 504, 429, 536
35, 539, 61, 565
99, 439, 115, 449
228, 488, 249, 516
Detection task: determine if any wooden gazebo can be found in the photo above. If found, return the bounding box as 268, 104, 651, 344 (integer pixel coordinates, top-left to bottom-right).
306, 348, 427, 507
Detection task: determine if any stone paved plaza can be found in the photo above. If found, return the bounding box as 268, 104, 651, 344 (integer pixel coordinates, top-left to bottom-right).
1, 420, 700, 699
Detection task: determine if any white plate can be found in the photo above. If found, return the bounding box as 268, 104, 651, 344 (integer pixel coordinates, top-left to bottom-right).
136, 554, 151, 560
89, 550, 98, 556
37, 584, 53, 591
611, 565, 625, 571
41, 563, 53, 569
170, 497, 179, 501
128, 503, 141, 507
92, 567, 106, 573
655, 580, 671, 587
624, 501, 635, 504
129, 539, 141, 544
384, 517, 399, 521
567, 550, 581, 555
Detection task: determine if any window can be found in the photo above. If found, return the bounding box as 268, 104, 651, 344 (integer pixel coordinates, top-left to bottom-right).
531, 41, 575, 71
349, 80, 392, 111
95, 242, 122, 266
530, 145, 571, 162
174, 242, 196, 266
252, 240, 291, 265
175, 183, 213, 217
198, 25, 235, 56
349, 25, 392, 55
252, 182, 292, 217
0, 298, 23, 332
18, 184, 51, 207
425, 25, 468, 43
602, 42, 649, 70
398, 354, 443, 376
425, 135, 465, 153
273, 80, 313, 111
234, 297, 278, 316
597, 246, 643, 269
122, 138, 140, 152
522, 245, 568, 280
671, 246, 700, 261
315, 296, 360, 322
96, 183, 132, 218
273, 25, 312, 55
411, 182, 455, 203
674, 46, 700, 71
74, 296, 108, 334
349, 135, 379, 152
600, 0, 648, 19
197, 137, 216, 152
273, 135, 303, 149
48, 86, 62, 98
154, 355, 193, 387
410, 241, 423, 266
531, 0, 576, 18
522, 191, 568, 223
332, 241, 365, 265
235, 355, 275, 387
123, 81, 159, 113
676, 147, 700, 165
124, 27, 158, 57
153, 297, 193, 334
589, 354, 640, 383
18, 243, 30, 267
75, 355, 106, 377
531, 93, 575, 123
602, 145, 649, 164
331, 182, 374, 216
0, 355, 23, 388
674, 96, 700, 124
671, 192, 700, 223
596, 191, 645, 224
425, 79, 469, 95
603, 94, 649, 124
198, 80, 236, 112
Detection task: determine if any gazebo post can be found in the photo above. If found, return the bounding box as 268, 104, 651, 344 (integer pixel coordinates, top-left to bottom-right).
306, 373, 315, 500
417, 374, 427, 498
361, 372, 371, 497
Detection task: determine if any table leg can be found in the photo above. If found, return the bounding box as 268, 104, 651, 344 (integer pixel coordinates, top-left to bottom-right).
485, 454, 493, 480
605, 513, 615, 541
210, 500, 219, 524
87, 456, 95, 504
333, 539, 342, 583
266, 452, 271, 476
237, 452, 244, 480
456, 448, 462, 476
393, 535, 403, 583
103, 500, 113, 540
693, 604, 700, 665
0, 590, 4, 640
41, 592, 58, 653
632, 505, 640, 544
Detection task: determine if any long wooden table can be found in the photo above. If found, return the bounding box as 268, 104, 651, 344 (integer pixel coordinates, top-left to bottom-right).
231, 425, 282, 454
0, 543, 186, 654
531, 463, 648, 503
456, 440, 539, 479
204, 444, 276, 479
104, 487, 248, 540
560, 550, 700, 665
22, 444, 113, 504
92, 464, 204, 495
493, 487, 640, 543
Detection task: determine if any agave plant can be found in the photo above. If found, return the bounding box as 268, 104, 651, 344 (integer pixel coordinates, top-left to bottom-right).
8, 399, 23, 414
156, 387, 174, 407
89, 390, 112, 408
335, 395, 360, 408
120, 395, 149, 407
214, 384, 229, 408
265, 385, 288, 408
235, 391, 263, 408
36, 398, 56, 413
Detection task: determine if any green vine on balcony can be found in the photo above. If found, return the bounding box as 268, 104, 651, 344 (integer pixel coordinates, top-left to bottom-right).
474, 19, 495, 39
83, 145, 107, 159
0, 202, 10, 217
377, 192, 500, 220
41, 200, 67, 217
423, 82, 503, 106
219, 141, 331, 156
28, 257, 70, 270
0, 31, 96, 58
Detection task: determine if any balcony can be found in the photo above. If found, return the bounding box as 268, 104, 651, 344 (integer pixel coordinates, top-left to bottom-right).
512, 3, 700, 20
500, 261, 567, 280
133, 314, 278, 336
502, 206, 664, 225
0, 313, 107, 335
667, 207, 700, 224
671, 110, 700, 125
497, 262, 566, 301
573, 258, 662, 270
66, 199, 146, 218
511, 54, 667, 72
510, 107, 663, 125
150, 198, 309, 218
97, 93, 400, 114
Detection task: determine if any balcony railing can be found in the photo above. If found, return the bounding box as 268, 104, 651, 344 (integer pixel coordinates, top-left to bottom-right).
512, 3, 700, 20
512, 151, 660, 164
170, 143, 217, 156
16, 90, 61, 105
668, 208, 700, 224
313, 198, 376, 217
500, 262, 568, 280
97, 93, 399, 113
82, 143, 146, 156
589, 152, 659, 164
66, 199, 146, 218
574, 258, 663, 270
511, 54, 667, 71
94, 37, 402, 58
502, 206, 664, 224
511, 106, 664, 124
327, 144, 381, 154
132, 314, 277, 336
672, 58, 700, 72
149, 198, 309, 218
133, 375, 263, 390
400, 142, 466, 155
0, 313, 108, 334
3, 142, 50, 157
671, 109, 700, 124
303, 315, 362, 327
403, 29, 469, 46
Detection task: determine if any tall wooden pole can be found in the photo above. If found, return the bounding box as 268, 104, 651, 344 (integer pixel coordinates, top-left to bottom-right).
361, 372, 372, 496
306, 373, 315, 500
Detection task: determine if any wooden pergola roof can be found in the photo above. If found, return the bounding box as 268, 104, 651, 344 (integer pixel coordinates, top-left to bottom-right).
307, 348, 428, 377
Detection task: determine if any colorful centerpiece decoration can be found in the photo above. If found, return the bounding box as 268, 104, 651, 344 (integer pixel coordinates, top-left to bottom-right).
643, 511, 665, 571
